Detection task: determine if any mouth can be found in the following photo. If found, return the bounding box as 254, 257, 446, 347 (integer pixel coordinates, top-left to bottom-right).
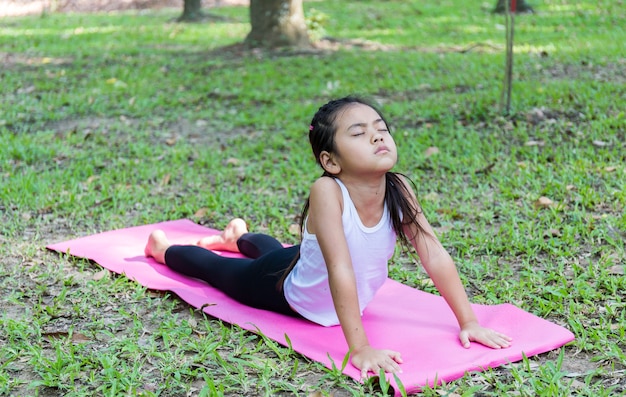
375, 146, 390, 154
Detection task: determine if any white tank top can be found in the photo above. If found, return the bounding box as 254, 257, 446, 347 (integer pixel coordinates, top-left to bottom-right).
283, 178, 397, 326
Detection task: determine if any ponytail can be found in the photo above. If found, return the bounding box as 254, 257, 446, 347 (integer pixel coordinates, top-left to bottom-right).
385, 172, 429, 249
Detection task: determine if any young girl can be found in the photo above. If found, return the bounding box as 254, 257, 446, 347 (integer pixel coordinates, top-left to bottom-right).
145, 96, 512, 379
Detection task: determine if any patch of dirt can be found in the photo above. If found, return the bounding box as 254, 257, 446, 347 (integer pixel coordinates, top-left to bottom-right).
0, 0, 249, 17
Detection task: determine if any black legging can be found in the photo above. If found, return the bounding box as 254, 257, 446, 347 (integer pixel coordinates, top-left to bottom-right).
164, 233, 301, 316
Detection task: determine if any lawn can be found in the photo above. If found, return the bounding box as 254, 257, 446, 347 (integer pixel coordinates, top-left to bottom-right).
0, 0, 624, 395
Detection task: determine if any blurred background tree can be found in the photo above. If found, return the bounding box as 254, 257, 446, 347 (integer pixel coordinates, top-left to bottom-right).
245, 0, 310, 47
494, 0, 534, 13
177, 0, 310, 47
178, 0, 203, 21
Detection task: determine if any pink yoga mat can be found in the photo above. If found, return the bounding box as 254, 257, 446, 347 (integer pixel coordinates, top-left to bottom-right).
47, 219, 575, 395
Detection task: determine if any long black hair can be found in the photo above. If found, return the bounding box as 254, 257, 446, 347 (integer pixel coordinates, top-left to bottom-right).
278, 96, 428, 288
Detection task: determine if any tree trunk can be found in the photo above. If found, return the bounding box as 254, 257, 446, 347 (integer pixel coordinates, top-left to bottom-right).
493, 0, 534, 13
245, 0, 311, 48
178, 0, 204, 22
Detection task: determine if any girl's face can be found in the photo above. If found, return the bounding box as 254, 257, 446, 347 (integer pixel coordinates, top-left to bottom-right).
326, 103, 397, 177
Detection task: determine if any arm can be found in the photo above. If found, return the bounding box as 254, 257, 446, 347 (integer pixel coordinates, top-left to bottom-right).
400, 177, 512, 349
307, 178, 403, 377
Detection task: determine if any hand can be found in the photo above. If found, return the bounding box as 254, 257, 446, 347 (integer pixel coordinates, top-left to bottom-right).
459, 322, 512, 349
351, 345, 403, 379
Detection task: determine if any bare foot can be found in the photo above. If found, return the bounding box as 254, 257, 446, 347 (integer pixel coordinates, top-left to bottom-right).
145, 229, 171, 264
196, 218, 248, 252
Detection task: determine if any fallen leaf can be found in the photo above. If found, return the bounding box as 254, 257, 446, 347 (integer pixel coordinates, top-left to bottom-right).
226, 157, 240, 166
569, 379, 586, 390
106, 78, 127, 88
44, 331, 90, 342
194, 207, 208, 218
93, 197, 112, 207
424, 146, 439, 158
435, 225, 453, 234
289, 223, 300, 235
165, 137, 177, 146
604, 166, 617, 172
44, 331, 67, 340
436, 208, 463, 219
526, 108, 546, 124
420, 278, 434, 286
608, 265, 624, 275
436, 390, 461, 396
37, 206, 53, 215
93, 269, 108, 280
72, 333, 91, 342
534, 196, 554, 208
566, 184, 576, 191
475, 162, 495, 174
592, 140, 609, 147
524, 140, 545, 147
423, 192, 440, 201
160, 173, 171, 186
543, 228, 561, 238
17, 85, 36, 94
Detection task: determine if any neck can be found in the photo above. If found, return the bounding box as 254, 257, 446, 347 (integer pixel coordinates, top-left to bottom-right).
337, 174, 387, 206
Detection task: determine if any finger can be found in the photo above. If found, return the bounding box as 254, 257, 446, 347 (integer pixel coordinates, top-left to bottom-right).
499, 332, 513, 342
486, 329, 512, 341
496, 334, 513, 347
388, 350, 403, 364
487, 331, 511, 346
370, 363, 382, 377
361, 362, 380, 380
475, 332, 500, 348
378, 356, 398, 373
486, 340, 502, 349
384, 360, 402, 374
488, 334, 509, 349
459, 331, 471, 348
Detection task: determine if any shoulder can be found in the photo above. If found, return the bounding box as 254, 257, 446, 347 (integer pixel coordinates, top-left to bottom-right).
309, 176, 344, 215
310, 176, 342, 198
307, 177, 344, 235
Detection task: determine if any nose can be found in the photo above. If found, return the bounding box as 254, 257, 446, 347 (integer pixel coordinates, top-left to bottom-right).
371, 131, 384, 143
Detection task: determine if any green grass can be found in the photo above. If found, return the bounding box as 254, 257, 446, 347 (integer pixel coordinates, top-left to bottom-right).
1, 0, 625, 395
